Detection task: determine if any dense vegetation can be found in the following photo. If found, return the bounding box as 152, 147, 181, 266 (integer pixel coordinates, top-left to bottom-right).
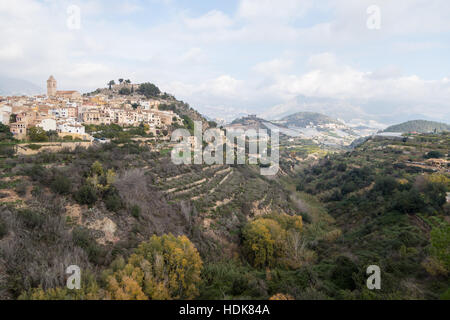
0, 124, 15, 157
137, 83, 161, 98
0, 131, 448, 300
294, 132, 450, 299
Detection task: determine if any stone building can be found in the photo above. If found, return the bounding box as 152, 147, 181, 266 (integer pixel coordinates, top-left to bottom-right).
47, 75, 57, 97
46, 75, 81, 99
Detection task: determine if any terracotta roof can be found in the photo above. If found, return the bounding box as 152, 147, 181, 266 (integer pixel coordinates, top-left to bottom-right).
57, 91, 78, 94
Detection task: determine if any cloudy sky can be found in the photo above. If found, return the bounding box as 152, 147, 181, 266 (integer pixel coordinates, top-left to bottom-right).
1, 0, 450, 125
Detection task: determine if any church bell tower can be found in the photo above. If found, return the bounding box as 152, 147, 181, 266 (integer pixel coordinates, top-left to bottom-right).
47, 75, 57, 97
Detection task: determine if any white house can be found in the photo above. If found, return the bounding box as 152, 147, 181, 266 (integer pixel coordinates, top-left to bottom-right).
37, 118, 57, 131
57, 121, 85, 135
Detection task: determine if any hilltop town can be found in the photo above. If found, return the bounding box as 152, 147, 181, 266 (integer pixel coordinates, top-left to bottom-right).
0, 76, 184, 141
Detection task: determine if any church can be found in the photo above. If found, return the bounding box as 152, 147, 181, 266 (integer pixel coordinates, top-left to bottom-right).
47, 75, 81, 100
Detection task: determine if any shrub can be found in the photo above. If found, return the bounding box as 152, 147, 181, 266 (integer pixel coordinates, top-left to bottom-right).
14, 182, 28, 197
131, 205, 141, 218
0, 217, 7, 239
26, 164, 47, 182
75, 184, 97, 206
374, 176, 399, 196
62, 135, 73, 141
18, 209, 44, 229
118, 87, 131, 95
430, 225, 450, 272
51, 174, 72, 195
72, 226, 103, 264
336, 163, 347, 172
423, 182, 447, 209
341, 181, 357, 195
330, 256, 358, 290
104, 192, 122, 212
425, 151, 444, 159
0, 144, 15, 157
393, 189, 426, 214
26, 144, 42, 150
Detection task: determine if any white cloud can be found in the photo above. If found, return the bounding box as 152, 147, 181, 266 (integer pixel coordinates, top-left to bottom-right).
238, 0, 312, 21
253, 59, 294, 76
166, 75, 243, 99
257, 53, 450, 122
0, 0, 449, 124
184, 10, 233, 29
117, 1, 142, 14
0, 44, 24, 60
178, 47, 207, 64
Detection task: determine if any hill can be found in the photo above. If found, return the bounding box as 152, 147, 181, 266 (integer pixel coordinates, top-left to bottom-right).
227, 115, 270, 130
278, 112, 344, 128
270, 112, 362, 147
88, 81, 211, 129
0, 136, 298, 299
0, 76, 42, 96
383, 120, 450, 133
293, 131, 450, 299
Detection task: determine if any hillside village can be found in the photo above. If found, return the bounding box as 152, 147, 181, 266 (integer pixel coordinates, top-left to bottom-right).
0, 76, 183, 141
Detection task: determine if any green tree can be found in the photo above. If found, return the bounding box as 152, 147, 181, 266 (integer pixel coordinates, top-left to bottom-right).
108, 80, 115, 90
28, 126, 48, 142
137, 82, 161, 98
0, 123, 13, 141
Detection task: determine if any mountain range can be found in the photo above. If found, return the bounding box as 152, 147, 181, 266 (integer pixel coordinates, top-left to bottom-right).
259, 95, 450, 126
227, 112, 450, 147
0, 76, 42, 96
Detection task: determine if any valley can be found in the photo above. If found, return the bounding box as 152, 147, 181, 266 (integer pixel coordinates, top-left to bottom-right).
0, 110, 448, 299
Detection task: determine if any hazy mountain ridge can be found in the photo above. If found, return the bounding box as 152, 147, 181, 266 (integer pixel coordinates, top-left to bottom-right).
277, 111, 344, 127
0, 76, 42, 96
383, 120, 450, 133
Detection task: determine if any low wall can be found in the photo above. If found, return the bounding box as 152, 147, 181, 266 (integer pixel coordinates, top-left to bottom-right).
15, 141, 93, 156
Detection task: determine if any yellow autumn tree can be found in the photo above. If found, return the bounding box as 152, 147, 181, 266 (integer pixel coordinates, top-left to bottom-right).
86, 161, 116, 192
243, 218, 286, 268
91, 160, 104, 177
105, 234, 203, 300
243, 214, 303, 268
